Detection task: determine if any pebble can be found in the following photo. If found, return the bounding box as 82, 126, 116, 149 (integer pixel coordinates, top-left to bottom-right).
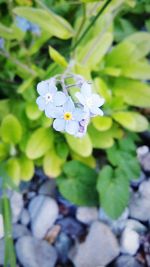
38, 180, 56, 198
0, 214, 4, 239
0, 239, 4, 265
55, 232, 72, 263
99, 208, 129, 235
57, 217, 85, 238
13, 224, 31, 240
28, 195, 59, 239
76, 207, 98, 224
16, 236, 57, 267
10, 191, 24, 223
126, 219, 147, 234
137, 146, 149, 158
115, 255, 143, 267
45, 225, 61, 244
120, 228, 140, 255
129, 181, 150, 221
72, 221, 120, 267
20, 209, 30, 226
140, 153, 150, 172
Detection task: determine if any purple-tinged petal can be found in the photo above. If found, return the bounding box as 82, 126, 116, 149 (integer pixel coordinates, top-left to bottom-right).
45, 105, 63, 118
53, 91, 67, 106
81, 82, 92, 97
92, 94, 105, 107
73, 108, 85, 121
75, 92, 86, 105
37, 81, 49, 96
65, 121, 79, 135
36, 96, 45, 111
64, 97, 75, 112
53, 119, 65, 132
90, 106, 104, 116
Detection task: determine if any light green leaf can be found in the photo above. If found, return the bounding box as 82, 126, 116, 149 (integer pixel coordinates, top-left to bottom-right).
17, 77, 35, 94
0, 143, 9, 161
71, 152, 96, 168
1, 115, 22, 144
43, 149, 64, 178
25, 127, 53, 159
112, 111, 148, 132
88, 125, 114, 149
0, 23, 24, 40
66, 133, 92, 157
113, 78, 150, 107
57, 160, 98, 206
122, 61, 150, 80
97, 165, 130, 219
94, 78, 112, 102
92, 116, 112, 131
6, 158, 20, 185
49, 46, 68, 67
19, 155, 34, 181
13, 7, 74, 39
25, 102, 42, 120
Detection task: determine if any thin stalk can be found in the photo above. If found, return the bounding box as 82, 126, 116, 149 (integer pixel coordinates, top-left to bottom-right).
71, 0, 111, 51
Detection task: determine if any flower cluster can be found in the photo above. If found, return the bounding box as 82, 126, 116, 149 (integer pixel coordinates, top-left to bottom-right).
36, 75, 105, 137
15, 16, 41, 36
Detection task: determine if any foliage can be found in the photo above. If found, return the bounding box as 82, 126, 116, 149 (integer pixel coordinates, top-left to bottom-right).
0, 0, 150, 219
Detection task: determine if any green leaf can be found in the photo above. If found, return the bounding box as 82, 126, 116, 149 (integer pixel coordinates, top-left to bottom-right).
25, 127, 54, 159
112, 111, 148, 132
0, 142, 9, 161
88, 125, 114, 149
94, 78, 112, 102
19, 155, 34, 181
13, 7, 74, 39
55, 138, 69, 160
122, 60, 150, 80
92, 116, 112, 131
25, 102, 42, 120
0, 23, 24, 40
1, 115, 22, 144
43, 149, 64, 177
57, 160, 98, 206
6, 158, 20, 185
71, 152, 96, 168
49, 46, 68, 67
113, 78, 150, 108
65, 133, 92, 157
97, 165, 130, 219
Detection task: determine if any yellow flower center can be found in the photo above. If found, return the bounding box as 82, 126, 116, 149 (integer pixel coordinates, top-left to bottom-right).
64, 112, 72, 121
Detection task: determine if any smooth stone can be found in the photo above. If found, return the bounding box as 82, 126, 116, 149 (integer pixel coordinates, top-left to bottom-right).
129, 181, 150, 221
10, 191, 24, 223
140, 153, 150, 172
29, 195, 59, 239
0, 214, 4, 239
126, 219, 147, 234
115, 255, 143, 267
99, 208, 129, 235
120, 228, 140, 255
20, 209, 30, 226
13, 224, 31, 240
45, 225, 61, 244
16, 236, 57, 267
76, 207, 98, 224
55, 232, 72, 263
0, 239, 4, 265
137, 146, 149, 158
38, 180, 56, 198
72, 221, 120, 267
57, 217, 85, 238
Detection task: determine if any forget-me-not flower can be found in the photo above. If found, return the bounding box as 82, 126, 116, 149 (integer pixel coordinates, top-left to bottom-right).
15, 16, 30, 32
75, 82, 105, 116
36, 79, 67, 118
53, 97, 85, 135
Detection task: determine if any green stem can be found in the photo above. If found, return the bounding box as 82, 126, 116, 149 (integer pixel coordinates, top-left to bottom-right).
73, 4, 86, 45
71, 0, 111, 51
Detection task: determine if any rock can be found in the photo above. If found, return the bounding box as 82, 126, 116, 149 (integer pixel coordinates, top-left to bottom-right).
129, 181, 150, 221
115, 255, 143, 267
13, 224, 31, 240
57, 217, 85, 238
56, 190, 76, 216
20, 209, 30, 226
76, 207, 98, 224
72, 221, 120, 267
0, 214, 4, 239
140, 153, 150, 172
55, 232, 72, 263
0, 239, 4, 265
137, 146, 149, 158
28, 195, 59, 239
126, 219, 147, 234
45, 225, 61, 244
38, 180, 56, 198
10, 191, 24, 223
99, 208, 129, 235
120, 228, 140, 255
16, 236, 57, 267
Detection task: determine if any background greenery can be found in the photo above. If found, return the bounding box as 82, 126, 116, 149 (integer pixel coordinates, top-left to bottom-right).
0, 0, 150, 220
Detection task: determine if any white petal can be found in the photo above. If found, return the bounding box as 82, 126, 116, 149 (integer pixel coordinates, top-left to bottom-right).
53, 119, 65, 132
90, 106, 104, 116
75, 92, 86, 105
36, 96, 45, 111
53, 91, 67, 106
37, 81, 49, 96
81, 82, 92, 97
92, 94, 105, 107
65, 121, 79, 135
